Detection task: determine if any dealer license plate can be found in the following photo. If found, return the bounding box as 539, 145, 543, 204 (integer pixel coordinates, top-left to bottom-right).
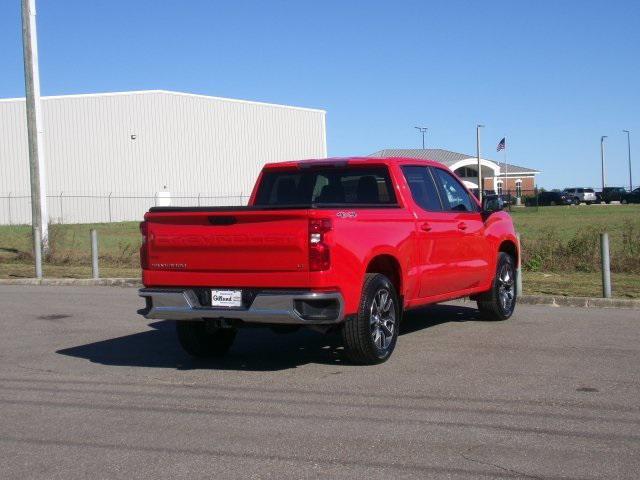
211, 290, 242, 308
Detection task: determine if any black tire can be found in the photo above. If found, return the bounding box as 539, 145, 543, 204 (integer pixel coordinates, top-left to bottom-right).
342, 273, 400, 365
621, 198, 628, 205
176, 321, 236, 358
550, 201, 556, 206
477, 252, 517, 321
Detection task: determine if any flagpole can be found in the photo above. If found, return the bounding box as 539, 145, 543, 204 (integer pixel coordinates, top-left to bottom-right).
500, 140, 505, 194
504, 138, 508, 196
497, 137, 507, 195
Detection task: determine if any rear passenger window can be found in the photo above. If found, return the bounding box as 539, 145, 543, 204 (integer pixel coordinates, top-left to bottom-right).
401, 166, 442, 211
432, 168, 477, 212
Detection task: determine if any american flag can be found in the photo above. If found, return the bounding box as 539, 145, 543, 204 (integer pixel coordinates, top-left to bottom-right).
497, 137, 506, 152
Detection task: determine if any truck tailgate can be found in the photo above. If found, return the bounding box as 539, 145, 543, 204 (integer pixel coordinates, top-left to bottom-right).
145, 210, 310, 273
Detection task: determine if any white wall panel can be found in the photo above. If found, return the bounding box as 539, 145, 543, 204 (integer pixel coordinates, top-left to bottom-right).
0, 90, 326, 224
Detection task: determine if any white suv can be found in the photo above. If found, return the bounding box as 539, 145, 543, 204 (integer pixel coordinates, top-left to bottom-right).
563, 187, 597, 204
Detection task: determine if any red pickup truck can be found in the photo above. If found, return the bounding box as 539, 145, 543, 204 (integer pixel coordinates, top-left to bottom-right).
138, 157, 518, 364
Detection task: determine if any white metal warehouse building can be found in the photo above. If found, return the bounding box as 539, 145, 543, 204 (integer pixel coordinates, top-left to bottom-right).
0, 90, 327, 224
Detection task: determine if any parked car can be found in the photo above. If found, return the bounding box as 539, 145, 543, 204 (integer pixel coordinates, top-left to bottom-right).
526, 191, 575, 206
598, 187, 628, 204
470, 188, 496, 200
625, 187, 640, 204
138, 157, 519, 364
563, 187, 597, 204
470, 189, 514, 206
499, 192, 516, 206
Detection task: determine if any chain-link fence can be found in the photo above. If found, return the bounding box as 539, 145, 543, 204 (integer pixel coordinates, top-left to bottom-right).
480, 187, 638, 211
501, 188, 537, 210
0, 193, 250, 225
472, 188, 539, 209
2, 187, 637, 225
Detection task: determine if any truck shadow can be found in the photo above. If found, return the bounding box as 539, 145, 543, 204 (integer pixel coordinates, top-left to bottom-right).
56, 303, 478, 371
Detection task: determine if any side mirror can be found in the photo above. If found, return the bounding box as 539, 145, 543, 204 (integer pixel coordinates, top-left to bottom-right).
483, 195, 505, 213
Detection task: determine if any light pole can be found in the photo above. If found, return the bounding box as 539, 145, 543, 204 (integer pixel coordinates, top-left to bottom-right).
476, 124, 484, 202
600, 136, 607, 194
623, 130, 632, 191
414, 126, 428, 149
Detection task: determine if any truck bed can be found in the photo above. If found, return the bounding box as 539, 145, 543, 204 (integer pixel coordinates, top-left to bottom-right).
148, 205, 310, 212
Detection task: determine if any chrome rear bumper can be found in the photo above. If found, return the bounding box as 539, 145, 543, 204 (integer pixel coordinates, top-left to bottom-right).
138, 288, 344, 325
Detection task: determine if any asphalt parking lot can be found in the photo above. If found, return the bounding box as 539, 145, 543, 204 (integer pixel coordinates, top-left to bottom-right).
1, 285, 639, 479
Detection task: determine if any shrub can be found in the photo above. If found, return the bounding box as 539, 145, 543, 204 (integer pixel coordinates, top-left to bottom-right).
612, 220, 640, 273
564, 226, 601, 272
521, 221, 640, 274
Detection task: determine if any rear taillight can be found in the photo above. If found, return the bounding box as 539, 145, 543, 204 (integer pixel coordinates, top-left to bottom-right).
139, 221, 149, 269
309, 218, 332, 271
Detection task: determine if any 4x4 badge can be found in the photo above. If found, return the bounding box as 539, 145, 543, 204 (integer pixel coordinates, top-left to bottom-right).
336, 211, 357, 218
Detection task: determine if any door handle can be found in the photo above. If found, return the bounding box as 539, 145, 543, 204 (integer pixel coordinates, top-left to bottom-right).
457, 222, 468, 231
420, 222, 432, 232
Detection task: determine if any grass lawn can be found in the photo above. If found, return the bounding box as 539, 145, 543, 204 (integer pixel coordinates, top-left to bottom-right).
510, 204, 640, 242
1, 205, 639, 298
522, 271, 640, 299
0, 222, 141, 262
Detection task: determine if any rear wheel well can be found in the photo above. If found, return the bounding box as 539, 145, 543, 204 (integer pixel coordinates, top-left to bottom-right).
499, 240, 518, 266
366, 255, 402, 297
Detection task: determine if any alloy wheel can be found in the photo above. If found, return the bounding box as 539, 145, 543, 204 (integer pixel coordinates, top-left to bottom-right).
497, 263, 515, 313
369, 288, 396, 350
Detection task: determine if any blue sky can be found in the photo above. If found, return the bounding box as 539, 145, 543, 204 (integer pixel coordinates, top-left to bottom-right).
1, 0, 639, 189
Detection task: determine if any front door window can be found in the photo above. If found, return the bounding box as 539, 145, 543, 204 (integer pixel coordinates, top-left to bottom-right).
432, 168, 478, 212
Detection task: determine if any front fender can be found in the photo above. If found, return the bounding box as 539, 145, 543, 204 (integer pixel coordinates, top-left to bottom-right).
484, 210, 519, 265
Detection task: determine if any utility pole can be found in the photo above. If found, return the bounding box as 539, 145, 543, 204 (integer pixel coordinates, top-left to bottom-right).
476, 124, 484, 202
21, 0, 48, 276
623, 130, 632, 191
600, 136, 607, 194
414, 126, 428, 149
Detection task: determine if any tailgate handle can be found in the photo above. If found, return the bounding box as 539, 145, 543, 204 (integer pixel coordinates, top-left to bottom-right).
208, 216, 237, 226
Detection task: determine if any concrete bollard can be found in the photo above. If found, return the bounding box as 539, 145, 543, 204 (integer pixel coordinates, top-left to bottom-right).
34, 228, 43, 279
91, 229, 99, 280
516, 233, 523, 297
600, 232, 611, 298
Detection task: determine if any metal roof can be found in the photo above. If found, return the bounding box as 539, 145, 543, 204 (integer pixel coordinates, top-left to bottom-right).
369, 148, 539, 174
369, 149, 469, 166
497, 163, 539, 174
0, 89, 326, 114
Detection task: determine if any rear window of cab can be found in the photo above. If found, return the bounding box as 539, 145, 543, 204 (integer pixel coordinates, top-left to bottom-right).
255, 167, 397, 206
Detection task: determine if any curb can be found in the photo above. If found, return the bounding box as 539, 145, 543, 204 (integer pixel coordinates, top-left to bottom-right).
0, 278, 639, 310
0, 278, 141, 287
518, 294, 640, 310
